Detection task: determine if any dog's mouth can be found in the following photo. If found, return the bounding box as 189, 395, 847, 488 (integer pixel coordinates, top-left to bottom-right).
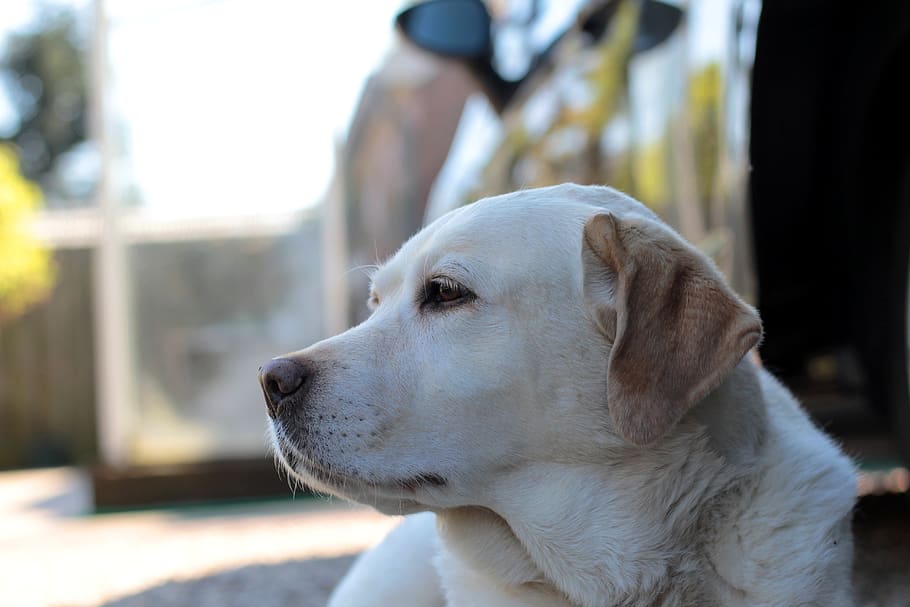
268, 422, 447, 501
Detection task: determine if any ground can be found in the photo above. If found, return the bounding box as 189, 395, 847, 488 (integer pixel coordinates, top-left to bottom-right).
0, 467, 908, 607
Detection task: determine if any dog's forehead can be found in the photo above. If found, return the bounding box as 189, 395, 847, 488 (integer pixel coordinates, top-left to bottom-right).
430, 184, 656, 243
373, 184, 656, 291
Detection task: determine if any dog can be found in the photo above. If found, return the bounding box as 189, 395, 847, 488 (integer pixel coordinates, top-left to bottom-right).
259, 184, 856, 606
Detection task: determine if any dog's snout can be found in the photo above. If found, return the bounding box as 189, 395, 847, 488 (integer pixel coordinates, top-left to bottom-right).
259, 358, 307, 418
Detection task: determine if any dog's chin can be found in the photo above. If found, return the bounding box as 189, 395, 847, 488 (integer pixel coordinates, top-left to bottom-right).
268, 423, 442, 516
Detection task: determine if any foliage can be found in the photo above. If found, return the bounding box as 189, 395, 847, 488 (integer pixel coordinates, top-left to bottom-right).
0, 5, 89, 202
471, 0, 641, 201
688, 62, 721, 205
0, 144, 55, 319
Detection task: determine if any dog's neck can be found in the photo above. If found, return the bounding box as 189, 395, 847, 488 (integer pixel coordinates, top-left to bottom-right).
437, 361, 766, 607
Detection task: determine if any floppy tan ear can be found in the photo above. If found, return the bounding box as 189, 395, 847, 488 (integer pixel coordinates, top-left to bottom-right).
583, 212, 762, 446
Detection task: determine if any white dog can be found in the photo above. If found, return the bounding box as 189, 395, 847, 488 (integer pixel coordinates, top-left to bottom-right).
259, 184, 856, 606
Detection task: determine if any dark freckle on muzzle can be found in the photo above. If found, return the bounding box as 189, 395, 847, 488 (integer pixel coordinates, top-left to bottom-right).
258, 357, 313, 419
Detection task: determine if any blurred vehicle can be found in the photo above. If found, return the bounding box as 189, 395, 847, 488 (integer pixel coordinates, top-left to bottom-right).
390, 0, 910, 458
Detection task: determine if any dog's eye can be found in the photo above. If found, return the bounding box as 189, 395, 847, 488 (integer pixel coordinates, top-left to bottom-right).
423, 276, 474, 309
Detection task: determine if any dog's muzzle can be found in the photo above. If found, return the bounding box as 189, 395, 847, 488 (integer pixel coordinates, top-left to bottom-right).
258, 357, 308, 419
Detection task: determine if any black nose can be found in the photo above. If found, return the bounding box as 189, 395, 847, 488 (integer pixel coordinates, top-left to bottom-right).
258, 358, 307, 418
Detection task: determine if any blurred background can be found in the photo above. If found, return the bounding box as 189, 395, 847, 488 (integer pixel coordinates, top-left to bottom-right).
0, 0, 404, 476
1, 0, 910, 605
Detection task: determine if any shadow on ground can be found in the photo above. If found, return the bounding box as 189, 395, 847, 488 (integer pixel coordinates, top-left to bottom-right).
92, 494, 910, 607
100, 555, 356, 607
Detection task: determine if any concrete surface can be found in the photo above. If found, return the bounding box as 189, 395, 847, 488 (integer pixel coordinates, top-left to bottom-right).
0, 468, 395, 607
1, 466, 908, 607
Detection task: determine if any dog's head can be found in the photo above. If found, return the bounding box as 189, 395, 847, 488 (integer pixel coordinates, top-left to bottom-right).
259, 184, 761, 514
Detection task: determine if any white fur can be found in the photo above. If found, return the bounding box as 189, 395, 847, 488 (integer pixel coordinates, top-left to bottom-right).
269, 184, 856, 607
327, 512, 444, 606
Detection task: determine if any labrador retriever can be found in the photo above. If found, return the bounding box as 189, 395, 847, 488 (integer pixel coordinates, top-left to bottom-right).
259, 184, 856, 607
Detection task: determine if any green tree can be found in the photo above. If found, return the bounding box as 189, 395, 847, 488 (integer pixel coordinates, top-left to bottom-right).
0, 144, 55, 319
1, 5, 89, 203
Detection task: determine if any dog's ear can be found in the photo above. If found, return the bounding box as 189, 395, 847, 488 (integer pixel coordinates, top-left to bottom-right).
582, 212, 762, 446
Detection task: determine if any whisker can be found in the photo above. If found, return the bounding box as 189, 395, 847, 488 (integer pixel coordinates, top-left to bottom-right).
344, 263, 380, 279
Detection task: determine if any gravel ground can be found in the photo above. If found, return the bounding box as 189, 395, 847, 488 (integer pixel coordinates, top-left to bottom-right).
1, 467, 908, 607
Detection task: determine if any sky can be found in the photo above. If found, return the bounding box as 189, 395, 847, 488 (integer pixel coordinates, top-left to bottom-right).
1, 0, 740, 216
1, 0, 404, 215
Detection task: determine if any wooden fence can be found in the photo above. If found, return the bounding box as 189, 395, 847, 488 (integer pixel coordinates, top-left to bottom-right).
0, 248, 97, 469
